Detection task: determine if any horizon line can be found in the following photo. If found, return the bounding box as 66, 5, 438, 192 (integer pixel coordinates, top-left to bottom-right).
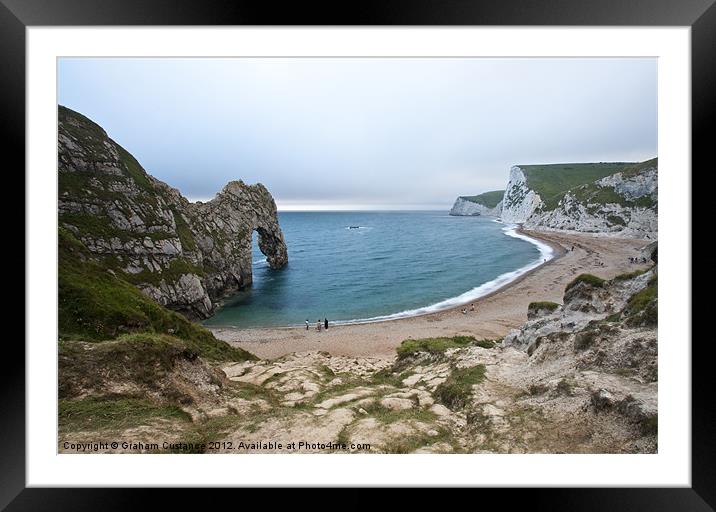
186, 197, 453, 211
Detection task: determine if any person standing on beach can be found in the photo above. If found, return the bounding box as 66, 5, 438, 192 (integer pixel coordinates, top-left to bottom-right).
317, 319, 322, 332
305, 319, 309, 330
324, 318, 329, 330
470, 303, 475, 312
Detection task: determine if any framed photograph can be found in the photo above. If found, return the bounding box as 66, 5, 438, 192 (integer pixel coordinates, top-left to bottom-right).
6, 0, 709, 506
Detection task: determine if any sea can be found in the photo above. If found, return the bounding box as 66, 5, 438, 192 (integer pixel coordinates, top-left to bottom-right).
202, 211, 553, 328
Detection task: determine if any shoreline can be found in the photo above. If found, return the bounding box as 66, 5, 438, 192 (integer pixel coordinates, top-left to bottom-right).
210, 229, 651, 360
207, 224, 565, 331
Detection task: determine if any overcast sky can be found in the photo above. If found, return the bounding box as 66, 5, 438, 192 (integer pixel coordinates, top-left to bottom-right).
58, 58, 657, 210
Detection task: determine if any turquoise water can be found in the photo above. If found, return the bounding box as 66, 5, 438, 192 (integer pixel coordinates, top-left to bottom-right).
203, 211, 552, 328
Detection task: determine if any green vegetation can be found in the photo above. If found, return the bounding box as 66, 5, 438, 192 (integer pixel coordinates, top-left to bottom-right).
627, 275, 657, 312
613, 268, 651, 281
460, 190, 504, 209
58, 105, 111, 160
380, 426, 456, 454
528, 383, 549, 395
624, 275, 658, 326
612, 368, 637, 378
58, 396, 191, 432
563, 158, 657, 210
621, 157, 658, 178
59, 213, 173, 243
308, 373, 371, 405
361, 401, 438, 425
58, 228, 253, 361
396, 336, 495, 360
571, 182, 655, 210
573, 185, 619, 207
565, 273, 606, 291
120, 257, 204, 287
59, 106, 175, 239
555, 378, 574, 396
59, 333, 249, 400
166, 414, 247, 453
370, 368, 415, 387
573, 330, 598, 350
474, 338, 498, 349
172, 209, 197, 251
519, 162, 632, 210
56, 106, 265, 446
336, 426, 351, 447
640, 414, 658, 436
60, 105, 157, 196
434, 364, 486, 410
528, 301, 559, 312
607, 215, 627, 226
115, 144, 155, 193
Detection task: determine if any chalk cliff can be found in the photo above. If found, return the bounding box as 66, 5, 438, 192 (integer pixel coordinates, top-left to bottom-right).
532, 164, 657, 239
449, 191, 504, 217
452, 159, 657, 239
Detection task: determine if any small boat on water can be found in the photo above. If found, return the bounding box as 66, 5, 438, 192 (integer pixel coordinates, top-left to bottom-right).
349, 226, 360, 229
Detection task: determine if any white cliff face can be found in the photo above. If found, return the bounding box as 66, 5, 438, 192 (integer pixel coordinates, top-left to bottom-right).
449, 197, 502, 217
501, 166, 544, 223
529, 198, 658, 239
452, 161, 657, 239
526, 166, 658, 240
598, 168, 657, 201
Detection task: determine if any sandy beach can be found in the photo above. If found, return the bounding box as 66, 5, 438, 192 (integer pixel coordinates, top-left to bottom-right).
210, 229, 652, 360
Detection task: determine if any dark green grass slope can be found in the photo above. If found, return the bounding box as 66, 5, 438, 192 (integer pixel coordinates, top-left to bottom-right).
566, 158, 658, 209
519, 162, 633, 210
460, 190, 505, 209
58, 227, 254, 362
620, 157, 658, 177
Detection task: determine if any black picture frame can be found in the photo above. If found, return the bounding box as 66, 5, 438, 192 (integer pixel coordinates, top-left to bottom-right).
4, 0, 708, 507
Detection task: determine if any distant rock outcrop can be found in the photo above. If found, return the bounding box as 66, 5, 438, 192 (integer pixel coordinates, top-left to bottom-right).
58, 106, 288, 319
449, 190, 504, 217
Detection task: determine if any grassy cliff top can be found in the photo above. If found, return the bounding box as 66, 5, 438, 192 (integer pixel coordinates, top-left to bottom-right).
58, 227, 254, 362
518, 162, 634, 210
459, 190, 504, 209
620, 157, 658, 177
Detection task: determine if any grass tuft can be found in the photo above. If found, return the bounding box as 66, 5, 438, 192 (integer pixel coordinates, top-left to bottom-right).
565, 273, 606, 291
396, 336, 494, 360
613, 268, 651, 281
434, 365, 486, 410
59, 396, 191, 432
624, 275, 658, 327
